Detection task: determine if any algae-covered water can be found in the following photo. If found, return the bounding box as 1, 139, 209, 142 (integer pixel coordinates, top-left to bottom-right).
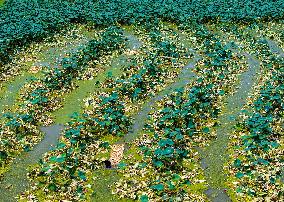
266, 39, 284, 57
53, 30, 142, 124
200, 52, 261, 199
0, 125, 64, 202
0, 72, 33, 113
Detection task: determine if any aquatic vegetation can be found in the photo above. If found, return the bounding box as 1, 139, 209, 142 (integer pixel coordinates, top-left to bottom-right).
0, 1, 283, 202
114, 25, 248, 201
0, 26, 126, 176
226, 39, 284, 201
18, 23, 191, 201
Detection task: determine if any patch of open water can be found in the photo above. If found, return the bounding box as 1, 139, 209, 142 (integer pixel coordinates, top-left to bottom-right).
0, 124, 64, 202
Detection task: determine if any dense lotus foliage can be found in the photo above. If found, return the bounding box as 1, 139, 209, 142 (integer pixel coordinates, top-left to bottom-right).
0, 0, 283, 202
1, 0, 283, 66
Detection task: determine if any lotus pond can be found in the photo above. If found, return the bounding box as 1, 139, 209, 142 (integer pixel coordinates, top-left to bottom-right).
0, 1, 283, 201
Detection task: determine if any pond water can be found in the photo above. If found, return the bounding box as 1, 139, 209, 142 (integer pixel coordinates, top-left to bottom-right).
125, 32, 142, 50
205, 188, 231, 202
266, 39, 284, 57
53, 31, 142, 124
0, 124, 64, 202
35, 28, 96, 68
0, 72, 33, 114
200, 52, 261, 195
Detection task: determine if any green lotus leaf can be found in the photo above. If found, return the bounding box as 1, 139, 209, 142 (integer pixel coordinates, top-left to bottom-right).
150, 183, 164, 191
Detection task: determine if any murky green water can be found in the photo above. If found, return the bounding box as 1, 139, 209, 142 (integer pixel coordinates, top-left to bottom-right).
198, 38, 284, 201
0, 125, 64, 202
266, 39, 284, 57
53, 31, 142, 124
125, 32, 142, 50
205, 188, 231, 202
53, 54, 136, 124
0, 72, 33, 114
36, 33, 95, 68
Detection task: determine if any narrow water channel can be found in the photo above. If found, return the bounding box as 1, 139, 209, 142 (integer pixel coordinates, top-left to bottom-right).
35, 28, 96, 68
0, 125, 64, 202
199, 51, 261, 201
265, 39, 284, 57
120, 54, 201, 144
0, 72, 33, 114
53, 31, 142, 124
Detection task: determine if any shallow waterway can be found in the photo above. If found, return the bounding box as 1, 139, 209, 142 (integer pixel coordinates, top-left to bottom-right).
198, 40, 283, 201
0, 72, 34, 114
0, 125, 64, 202
53, 31, 142, 124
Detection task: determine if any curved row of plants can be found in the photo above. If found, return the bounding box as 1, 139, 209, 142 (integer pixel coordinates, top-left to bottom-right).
226, 36, 284, 200
113, 24, 248, 201
206, 20, 284, 200
0, 24, 97, 90
20, 22, 190, 200
206, 21, 284, 201
0, 26, 126, 176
